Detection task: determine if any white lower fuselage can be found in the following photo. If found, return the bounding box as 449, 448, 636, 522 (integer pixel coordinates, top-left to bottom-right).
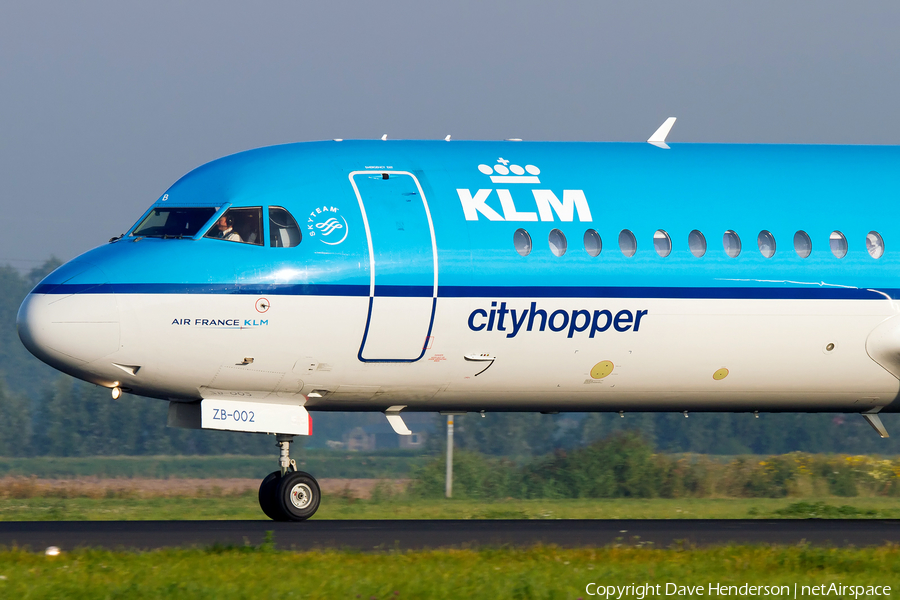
19, 291, 900, 413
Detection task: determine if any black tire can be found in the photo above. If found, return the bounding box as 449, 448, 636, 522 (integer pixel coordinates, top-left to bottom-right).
276, 471, 320, 521
258, 471, 285, 521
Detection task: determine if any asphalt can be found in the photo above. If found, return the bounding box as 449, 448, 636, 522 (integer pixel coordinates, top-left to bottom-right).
1, 519, 899, 551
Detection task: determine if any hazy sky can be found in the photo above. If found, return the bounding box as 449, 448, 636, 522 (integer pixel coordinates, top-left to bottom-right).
2, 1, 899, 266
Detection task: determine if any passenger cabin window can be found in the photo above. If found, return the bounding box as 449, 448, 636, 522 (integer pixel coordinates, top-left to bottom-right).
758, 230, 776, 258
204, 207, 263, 245
830, 231, 848, 258
583, 229, 602, 257
269, 207, 302, 248
619, 229, 637, 257
131, 207, 217, 238
514, 228, 532, 256
688, 230, 706, 257
867, 231, 885, 259
549, 229, 567, 257
794, 231, 812, 258
653, 230, 671, 257
723, 230, 741, 258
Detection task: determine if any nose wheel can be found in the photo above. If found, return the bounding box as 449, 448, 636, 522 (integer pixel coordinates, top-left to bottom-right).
258, 435, 321, 521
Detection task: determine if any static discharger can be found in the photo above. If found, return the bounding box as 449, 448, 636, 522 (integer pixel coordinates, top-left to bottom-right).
713, 367, 729, 380
590, 360, 614, 379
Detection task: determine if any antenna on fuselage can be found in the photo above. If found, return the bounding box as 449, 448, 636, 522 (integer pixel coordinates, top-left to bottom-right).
444, 135, 451, 141
381, 134, 388, 141
648, 117, 677, 149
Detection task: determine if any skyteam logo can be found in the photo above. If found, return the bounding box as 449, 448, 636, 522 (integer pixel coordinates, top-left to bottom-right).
458, 158, 592, 222
308, 205, 349, 245
317, 218, 342, 235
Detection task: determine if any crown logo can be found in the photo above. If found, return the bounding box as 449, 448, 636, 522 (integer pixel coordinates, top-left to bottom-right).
477, 158, 540, 184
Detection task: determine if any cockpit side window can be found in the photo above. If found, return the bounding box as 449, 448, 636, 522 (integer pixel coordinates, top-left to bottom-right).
269, 207, 302, 248
204, 207, 263, 245
131, 207, 217, 238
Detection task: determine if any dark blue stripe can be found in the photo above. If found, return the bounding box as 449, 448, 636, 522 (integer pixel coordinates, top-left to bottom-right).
374, 285, 434, 297
32, 283, 371, 296
31, 282, 895, 300
438, 285, 891, 300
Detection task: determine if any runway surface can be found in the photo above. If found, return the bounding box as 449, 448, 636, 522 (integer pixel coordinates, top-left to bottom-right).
1, 519, 899, 551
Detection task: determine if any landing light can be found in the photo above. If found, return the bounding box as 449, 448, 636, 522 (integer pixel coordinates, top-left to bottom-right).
111, 386, 122, 400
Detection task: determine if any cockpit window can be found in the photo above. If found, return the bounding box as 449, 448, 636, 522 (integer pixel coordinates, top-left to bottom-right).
269, 206, 302, 247
131, 207, 217, 238
204, 207, 263, 245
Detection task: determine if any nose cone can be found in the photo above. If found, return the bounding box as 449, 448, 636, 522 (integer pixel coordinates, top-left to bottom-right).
17, 265, 120, 372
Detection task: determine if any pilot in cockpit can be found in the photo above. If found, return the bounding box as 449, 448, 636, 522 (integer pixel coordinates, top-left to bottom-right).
213, 214, 243, 242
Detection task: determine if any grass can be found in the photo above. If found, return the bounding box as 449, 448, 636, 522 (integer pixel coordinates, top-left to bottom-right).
2, 494, 900, 521
0, 545, 896, 599
321, 496, 900, 520
0, 496, 261, 521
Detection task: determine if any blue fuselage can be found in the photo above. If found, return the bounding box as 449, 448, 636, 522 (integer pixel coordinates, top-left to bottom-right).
17, 140, 900, 413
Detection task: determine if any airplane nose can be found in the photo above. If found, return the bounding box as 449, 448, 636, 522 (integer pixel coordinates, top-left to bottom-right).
17, 265, 120, 370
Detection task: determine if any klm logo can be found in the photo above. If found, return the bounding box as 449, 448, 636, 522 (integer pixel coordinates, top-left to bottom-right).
457, 158, 592, 223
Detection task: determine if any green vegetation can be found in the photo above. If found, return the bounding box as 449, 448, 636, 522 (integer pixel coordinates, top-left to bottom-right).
0, 545, 896, 599
0, 437, 899, 522
0, 452, 426, 479
437, 406, 900, 457
769, 501, 882, 519
320, 497, 900, 521
1, 493, 899, 522
0, 260, 61, 401
0, 496, 260, 522
411, 434, 900, 499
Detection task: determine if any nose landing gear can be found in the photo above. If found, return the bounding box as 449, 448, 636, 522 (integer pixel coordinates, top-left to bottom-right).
258, 434, 321, 521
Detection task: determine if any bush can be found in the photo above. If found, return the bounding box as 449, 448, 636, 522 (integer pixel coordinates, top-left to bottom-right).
408, 432, 900, 500
519, 432, 660, 498
409, 432, 662, 499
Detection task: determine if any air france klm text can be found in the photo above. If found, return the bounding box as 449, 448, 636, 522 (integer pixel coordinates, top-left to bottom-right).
171, 318, 269, 327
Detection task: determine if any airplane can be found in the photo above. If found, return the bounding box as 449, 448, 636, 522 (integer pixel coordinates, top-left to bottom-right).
16, 118, 900, 521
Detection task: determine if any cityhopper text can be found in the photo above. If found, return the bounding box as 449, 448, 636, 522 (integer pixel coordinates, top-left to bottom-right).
467, 301, 648, 338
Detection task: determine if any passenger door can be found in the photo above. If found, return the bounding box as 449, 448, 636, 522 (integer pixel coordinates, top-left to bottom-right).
349, 171, 437, 362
